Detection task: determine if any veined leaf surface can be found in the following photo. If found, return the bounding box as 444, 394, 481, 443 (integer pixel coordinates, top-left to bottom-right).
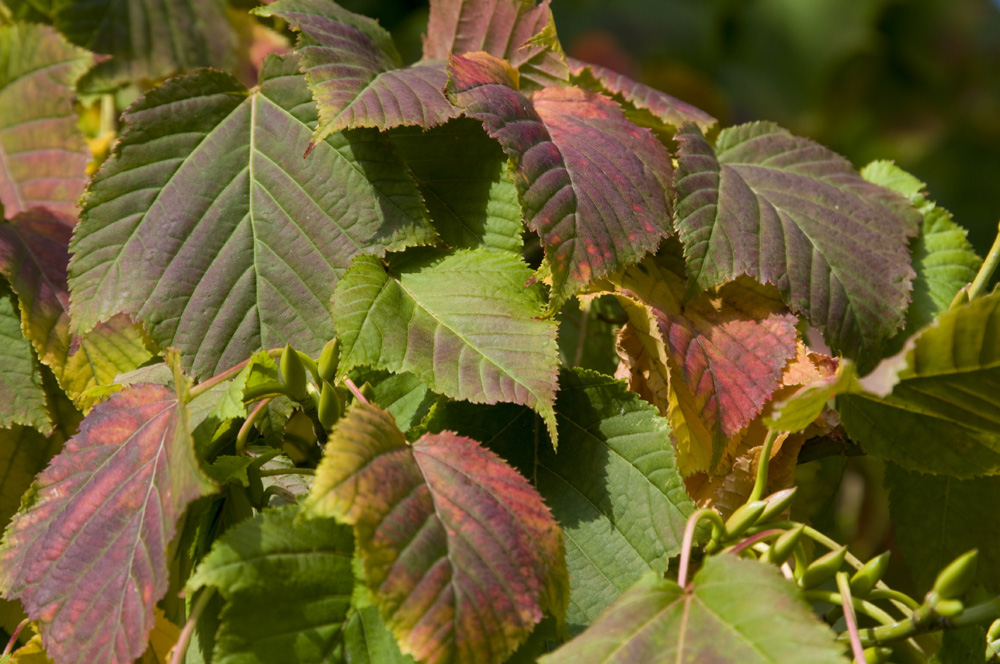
0, 289, 48, 432
0, 383, 216, 664
674, 122, 919, 358
69, 54, 435, 378
305, 402, 568, 664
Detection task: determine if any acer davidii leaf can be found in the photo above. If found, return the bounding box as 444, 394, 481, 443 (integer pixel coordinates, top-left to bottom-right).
424, 0, 568, 90
0, 289, 48, 432
674, 122, 919, 358
0, 23, 91, 220
568, 58, 717, 133
539, 558, 845, 664
0, 211, 153, 410
305, 402, 568, 664
187, 506, 355, 664
0, 383, 216, 664
69, 54, 435, 378
447, 52, 674, 307
332, 249, 560, 443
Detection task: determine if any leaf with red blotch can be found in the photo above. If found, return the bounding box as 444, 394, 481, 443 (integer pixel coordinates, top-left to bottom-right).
0, 383, 217, 664
256, 0, 459, 146
305, 402, 568, 664
0, 23, 92, 221
568, 58, 716, 133
674, 122, 919, 359
0, 211, 154, 411
611, 244, 798, 475
425, 0, 568, 90
447, 51, 674, 308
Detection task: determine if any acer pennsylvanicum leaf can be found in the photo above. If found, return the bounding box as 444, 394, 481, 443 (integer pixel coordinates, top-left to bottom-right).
674, 122, 919, 359
0, 23, 91, 220
0, 425, 63, 534
539, 558, 846, 664
0, 211, 153, 411
69, 54, 436, 379
258, 0, 460, 143
0, 383, 216, 664
305, 402, 568, 664
332, 249, 560, 443
0, 288, 48, 433
447, 51, 674, 308
425, 0, 568, 90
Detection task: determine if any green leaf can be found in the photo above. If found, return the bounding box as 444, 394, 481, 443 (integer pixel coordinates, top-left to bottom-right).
556, 296, 622, 376
839, 292, 1000, 476
305, 402, 568, 664
0, 288, 48, 433
390, 119, 523, 253
343, 566, 416, 664
539, 558, 847, 664
886, 464, 1000, 593
0, 383, 216, 664
69, 54, 436, 379
674, 122, 919, 358
348, 367, 437, 432
0, 425, 63, 533
187, 505, 354, 664
332, 249, 560, 443
0, 22, 91, 220
53, 0, 236, 92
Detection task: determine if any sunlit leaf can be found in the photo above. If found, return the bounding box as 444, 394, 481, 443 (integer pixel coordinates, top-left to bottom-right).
447, 51, 674, 307
539, 558, 846, 664
69, 54, 435, 378
348, 367, 437, 433
258, 0, 459, 144
305, 402, 568, 664
0, 383, 216, 664
332, 249, 560, 443
187, 505, 354, 664
674, 122, 919, 358
0, 22, 91, 220
0, 289, 48, 433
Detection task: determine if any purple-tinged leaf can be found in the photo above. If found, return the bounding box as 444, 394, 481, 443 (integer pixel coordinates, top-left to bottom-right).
305, 402, 568, 664
674, 122, 919, 358
0, 383, 216, 664
0, 23, 91, 221
448, 51, 674, 307
568, 58, 716, 133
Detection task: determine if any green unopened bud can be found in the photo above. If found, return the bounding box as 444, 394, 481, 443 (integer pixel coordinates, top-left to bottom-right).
932, 550, 978, 600
758, 487, 798, 524
280, 344, 309, 401
763, 524, 804, 565
318, 381, 342, 430
849, 551, 891, 598
933, 598, 965, 617
862, 646, 893, 664
318, 338, 340, 383
359, 381, 376, 404
988, 618, 1000, 642
724, 500, 768, 540
799, 546, 847, 589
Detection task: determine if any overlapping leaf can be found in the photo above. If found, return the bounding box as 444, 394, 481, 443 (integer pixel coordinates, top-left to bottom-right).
839, 292, 1000, 477
258, 0, 459, 145
187, 505, 354, 664
69, 54, 436, 378
343, 561, 417, 664
0, 383, 216, 664
53, 0, 236, 92
0, 290, 48, 432
674, 122, 919, 358
447, 52, 674, 306
0, 23, 91, 220
0, 425, 63, 533
0, 211, 153, 410
305, 402, 568, 664
538, 558, 846, 664
332, 248, 560, 441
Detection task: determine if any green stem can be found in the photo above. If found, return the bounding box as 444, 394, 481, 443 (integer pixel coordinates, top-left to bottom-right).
188, 348, 282, 400
2, 618, 28, 657
803, 590, 897, 626
837, 572, 867, 664
343, 377, 367, 404
843, 597, 1000, 648
0, 3, 13, 26
967, 221, 1000, 302
573, 302, 590, 367
748, 429, 779, 502
867, 588, 921, 611
677, 508, 725, 587
235, 397, 272, 455
257, 467, 315, 478
99, 94, 116, 136
170, 588, 215, 664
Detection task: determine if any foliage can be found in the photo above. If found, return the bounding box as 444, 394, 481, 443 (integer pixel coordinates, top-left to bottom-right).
0, 1, 999, 663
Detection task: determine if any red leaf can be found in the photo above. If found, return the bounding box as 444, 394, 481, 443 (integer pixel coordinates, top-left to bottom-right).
0, 384, 216, 664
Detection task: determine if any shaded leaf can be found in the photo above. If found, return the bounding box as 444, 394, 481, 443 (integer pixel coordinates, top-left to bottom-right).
187, 505, 354, 664
258, 0, 459, 143
674, 122, 919, 358
0, 383, 216, 664
556, 295, 622, 376
0, 289, 48, 432
0, 22, 91, 220
69, 54, 435, 378
0, 425, 63, 533
305, 402, 568, 664
343, 560, 416, 664
539, 558, 847, 664
447, 51, 674, 307
332, 249, 560, 443
839, 292, 1000, 477
348, 367, 437, 432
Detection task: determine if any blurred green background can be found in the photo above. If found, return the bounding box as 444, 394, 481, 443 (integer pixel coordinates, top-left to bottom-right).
339, 0, 1000, 259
